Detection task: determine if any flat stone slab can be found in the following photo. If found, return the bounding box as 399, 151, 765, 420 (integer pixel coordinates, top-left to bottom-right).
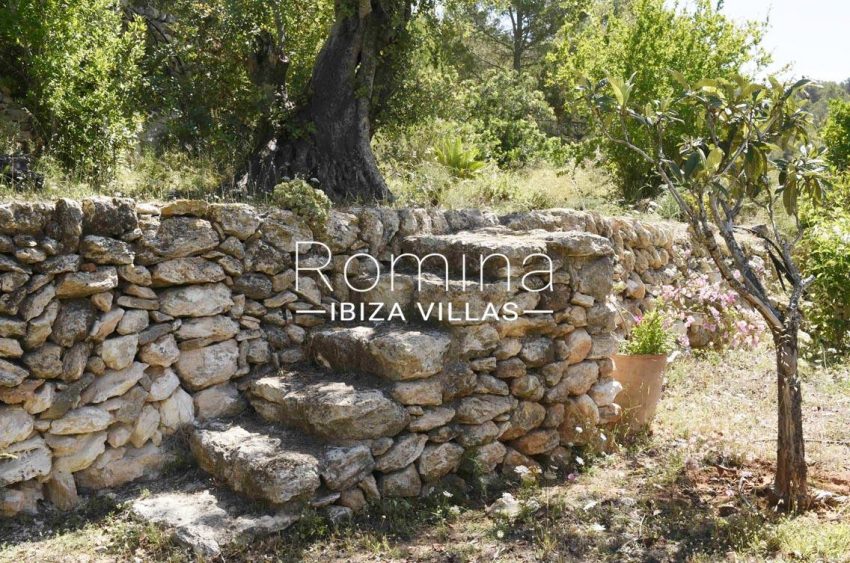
310, 325, 450, 381
248, 367, 409, 440
189, 420, 323, 506
132, 487, 298, 558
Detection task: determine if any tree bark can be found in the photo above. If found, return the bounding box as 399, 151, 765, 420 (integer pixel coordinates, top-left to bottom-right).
773, 324, 809, 511
233, 1, 406, 202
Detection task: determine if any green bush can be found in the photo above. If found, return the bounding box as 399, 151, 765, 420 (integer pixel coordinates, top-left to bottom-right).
434, 137, 486, 178
622, 310, 673, 356
271, 179, 332, 234
822, 99, 850, 171
799, 213, 850, 356
1, 0, 146, 181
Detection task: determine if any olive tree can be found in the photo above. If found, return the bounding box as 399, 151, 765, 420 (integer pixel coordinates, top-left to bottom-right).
581, 74, 828, 511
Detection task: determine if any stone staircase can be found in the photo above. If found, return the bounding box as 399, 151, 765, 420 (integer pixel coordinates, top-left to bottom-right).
141, 226, 620, 556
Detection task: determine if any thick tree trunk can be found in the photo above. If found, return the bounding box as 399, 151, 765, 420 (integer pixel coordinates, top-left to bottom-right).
773, 325, 809, 511
233, 1, 400, 202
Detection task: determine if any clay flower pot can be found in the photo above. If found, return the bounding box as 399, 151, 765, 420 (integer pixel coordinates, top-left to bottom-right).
611, 353, 667, 432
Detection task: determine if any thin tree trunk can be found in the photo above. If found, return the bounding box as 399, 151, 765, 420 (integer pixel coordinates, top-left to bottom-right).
774, 325, 809, 511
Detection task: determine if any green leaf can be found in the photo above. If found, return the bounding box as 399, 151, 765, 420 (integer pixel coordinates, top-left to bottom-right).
705, 146, 724, 174
607, 75, 626, 107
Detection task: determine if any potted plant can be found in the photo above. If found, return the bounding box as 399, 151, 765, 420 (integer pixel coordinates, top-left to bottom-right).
612, 309, 673, 431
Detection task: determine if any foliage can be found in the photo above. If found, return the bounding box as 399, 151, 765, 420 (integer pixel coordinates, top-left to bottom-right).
799, 215, 850, 356
0, 0, 146, 181
271, 179, 332, 233
622, 310, 673, 355
660, 271, 766, 351
552, 0, 768, 201
821, 99, 850, 170
434, 137, 486, 178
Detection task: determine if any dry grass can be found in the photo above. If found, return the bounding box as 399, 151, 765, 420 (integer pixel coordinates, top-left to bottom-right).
1, 344, 848, 562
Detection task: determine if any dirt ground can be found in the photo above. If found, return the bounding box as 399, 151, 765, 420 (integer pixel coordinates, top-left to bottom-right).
1, 343, 848, 562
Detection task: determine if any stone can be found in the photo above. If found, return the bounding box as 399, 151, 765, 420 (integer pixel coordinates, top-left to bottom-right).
145, 216, 219, 259
108, 424, 132, 448
75, 443, 166, 490
249, 373, 409, 441
207, 203, 261, 240
100, 334, 139, 370
417, 442, 465, 482
190, 420, 322, 504
176, 315, 239, 342
0, 337, 23, 358
175, 339, 239, 390
0, 406, 34, 448
19, 283, 55, 321
455, 395, 513, 424
90, 291, 114, 312
456, 324, 500, 357
40, 374, 94, 420
375, 434, 428, 473
408, 406, 455, 432
139, 334, 180, 367
379, 464, 421, 497
116, 296, 159, 310
81, 361, 147, 404
510, 374, 545, 401
475, 374, 509, 396
463, 441, 506, 474
81, 197, 137, 236
23, 343, 63, 378
243, 240, 287, 275
49, 406, 112, 434
588, 378, 623, 407
545, 361, 599, 403
117, 309, 149, 335
496, 358, 526, 379
52, 431, 107, 473
90, 307, 125, 341
160, 283, 233, 317
45, 471, 78, 511
520, 337, 554, 367
234, 273, 274, 300
338, 488, 367, 512
311, 326, 451, 381
56, 268, 118, 298
130, 405, 160, 448
259, 210, 312, 253
51, 298, 96, 347
132, 489, 297, 558
455, 421, 500, 447
558, 395, 600, 445
511, 429, 559, 456
146, 367, 181, 401
391, 378, 442, 406
563, 328, 592, 364
0, 358, 28, 387
0, 317, 26, 338
80, 235, 134, 264
543, 404, 566, 428
500, 401, 546, 441
193, 383, 245, 421
159, 387, 195, 432
23, 381, 54, 414
588, 335, 620, 359
0, 436, 52, 486
321, 445, 375, 491
152, 257, 226, 285
118, 265, 152, 286
160, 199, 208, 217
48, 198, 83, 251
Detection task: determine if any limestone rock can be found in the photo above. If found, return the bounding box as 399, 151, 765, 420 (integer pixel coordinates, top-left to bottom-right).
81, 197, 137, 236
100, 334, 139, 370
80, 235, 134, 264
175, 339, 239, 390
0, 436, 52, 486
117, 309, 148, 335
455, 394, 513, 424
176, 315, 239, 341
56, 268, 118, 298
52, 431, 107, 473
50, 406, 112, 435
417, 443, 464, 481
160, 283, 233, 318
90, 307, 125, 341
510, 429, 559, 456
145, 216, 219, 259
0, 358, 28, 387
75, 443, 166, 489
23, 343, 63, 379
500, 401, 546, 441
563, 328, 592, 364
391, 378, 442, 406
408, 406, 455, 433
159, 387, 195, 432
81, 361, 147, 404
545, 361, 599, 402
193, 383, 245, 421
0, 406, 34, 448
130, 405, 160, 448
45, 471, 78, 511
146, 367, 180, 401
208, 203, 261, 240
321, 445, 375, 491
379, 464, 421, 497
152, 257, 226, 285
51, 298, 96, 347
588, 378, 623, 407
375, 434, 428, 473
139, 334, 180, 367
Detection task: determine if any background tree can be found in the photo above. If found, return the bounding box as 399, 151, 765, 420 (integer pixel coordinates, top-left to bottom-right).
553, 0, 767, 202
581, 74, 829, 511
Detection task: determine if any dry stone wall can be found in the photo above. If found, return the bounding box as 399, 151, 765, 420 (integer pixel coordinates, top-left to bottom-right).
0, 198, 681, 523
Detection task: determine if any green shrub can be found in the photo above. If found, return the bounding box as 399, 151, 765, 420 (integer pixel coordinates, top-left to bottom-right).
271, 179, 332, 234
434, 137, 486, 178
1, 0, 146, 181
622, 310, 673, 356
822, 99, 850, 170
799, 214, 850, 355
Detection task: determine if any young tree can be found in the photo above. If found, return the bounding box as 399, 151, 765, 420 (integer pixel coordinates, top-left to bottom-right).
581, 74, 828, 511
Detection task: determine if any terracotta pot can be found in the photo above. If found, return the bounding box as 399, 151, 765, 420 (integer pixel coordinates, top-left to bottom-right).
611, 353, 667, 431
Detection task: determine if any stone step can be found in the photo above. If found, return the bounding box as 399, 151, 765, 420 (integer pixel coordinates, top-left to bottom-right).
401, 227, 613, 278
190, 417, 375, 506
309, 324, 451, 381
247, 367, 409, 441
